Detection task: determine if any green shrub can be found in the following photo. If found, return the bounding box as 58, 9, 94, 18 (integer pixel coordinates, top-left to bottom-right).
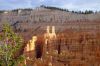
0, 23, 25, 66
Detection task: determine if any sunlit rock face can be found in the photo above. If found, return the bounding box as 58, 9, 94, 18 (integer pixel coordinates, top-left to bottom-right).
24, 26, 57, 58
23, 25, 100, 66
43, 26, 58, 54
25, 26, 51, 52
44, 26, 56, 41
25, 36, 37, 52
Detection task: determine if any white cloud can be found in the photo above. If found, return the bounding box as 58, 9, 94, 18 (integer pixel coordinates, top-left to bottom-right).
58, 0, 100, 11
0, 0, 100, 11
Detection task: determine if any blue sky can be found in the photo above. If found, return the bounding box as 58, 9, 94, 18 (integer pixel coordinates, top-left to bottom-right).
0, 0, 100, 11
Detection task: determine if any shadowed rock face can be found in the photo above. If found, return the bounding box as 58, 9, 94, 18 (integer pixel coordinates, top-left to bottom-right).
0, 7, 100, 29
0, 7, 100, 41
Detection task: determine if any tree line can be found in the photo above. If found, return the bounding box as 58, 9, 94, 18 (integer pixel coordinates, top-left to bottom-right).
0, 5, 100, 14
40, 5, 99, 14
